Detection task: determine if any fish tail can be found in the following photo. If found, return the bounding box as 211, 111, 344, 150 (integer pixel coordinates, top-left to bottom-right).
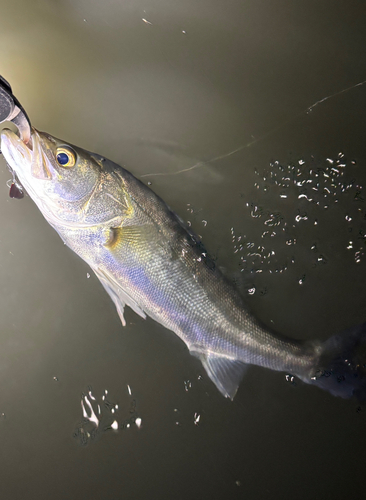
308, 322, 366, 399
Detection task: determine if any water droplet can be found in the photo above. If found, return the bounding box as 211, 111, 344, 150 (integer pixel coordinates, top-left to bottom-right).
316, 254, 327, 265
298, 275, 305, 285
135, 417, 142, 428
111, 420, 118, 430
53, 376, 59, 382
184, 380, 192, 392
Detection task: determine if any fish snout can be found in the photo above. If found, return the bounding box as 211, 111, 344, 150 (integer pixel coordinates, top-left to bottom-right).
1, 128, 32, 166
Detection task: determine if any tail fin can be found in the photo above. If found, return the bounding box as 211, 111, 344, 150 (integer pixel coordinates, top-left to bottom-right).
309, 323, 366, 399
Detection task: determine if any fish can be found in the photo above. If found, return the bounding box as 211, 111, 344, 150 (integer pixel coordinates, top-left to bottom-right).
1, 127, 366, 400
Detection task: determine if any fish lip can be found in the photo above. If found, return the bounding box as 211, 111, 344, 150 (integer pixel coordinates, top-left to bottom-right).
1, 127, 52, 180
1, 127, 32, 160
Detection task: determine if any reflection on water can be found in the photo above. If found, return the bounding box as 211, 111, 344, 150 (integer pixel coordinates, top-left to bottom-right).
73, 386, 139, 446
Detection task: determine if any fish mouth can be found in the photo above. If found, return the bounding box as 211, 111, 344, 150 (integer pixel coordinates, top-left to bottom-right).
1, 128, 32, 164
1, 128, 51, 180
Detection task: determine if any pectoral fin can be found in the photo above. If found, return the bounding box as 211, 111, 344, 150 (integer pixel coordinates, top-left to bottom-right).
93, 266, 147, 327
192, 352, 248, 399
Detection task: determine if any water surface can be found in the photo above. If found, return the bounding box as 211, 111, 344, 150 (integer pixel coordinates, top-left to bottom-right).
0, 1, 365, 499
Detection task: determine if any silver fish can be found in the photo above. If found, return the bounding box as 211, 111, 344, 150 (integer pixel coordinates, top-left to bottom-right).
1, 127, 365, 399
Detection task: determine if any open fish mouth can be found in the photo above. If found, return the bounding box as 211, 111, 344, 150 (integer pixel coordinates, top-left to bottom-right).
1, 128, 51, 182
1, 128, 32, 166
0, 129, 31, 198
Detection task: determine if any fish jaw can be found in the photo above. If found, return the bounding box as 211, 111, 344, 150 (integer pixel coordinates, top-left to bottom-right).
1, 128, 33, 173
0, 128, 55, 213
1, 127, 52, 180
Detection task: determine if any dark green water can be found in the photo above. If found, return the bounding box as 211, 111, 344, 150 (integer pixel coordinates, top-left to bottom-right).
0, 1, 365, 498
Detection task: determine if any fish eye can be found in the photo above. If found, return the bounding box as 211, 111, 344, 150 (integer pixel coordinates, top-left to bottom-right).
56, 147, 76, 168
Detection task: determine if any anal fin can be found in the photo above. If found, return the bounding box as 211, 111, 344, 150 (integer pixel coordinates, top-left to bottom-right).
192, 351, 248, 400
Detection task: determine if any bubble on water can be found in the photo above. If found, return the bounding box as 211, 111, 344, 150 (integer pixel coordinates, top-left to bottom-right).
235, 153, 366, 273
285, 374, 296, 385
355, 250, 364, 263
316, 254, 327, 265
184, 380, 192, 392
194, 413, 201, 425
53, 376, 59, 382
295, 213, 308, 222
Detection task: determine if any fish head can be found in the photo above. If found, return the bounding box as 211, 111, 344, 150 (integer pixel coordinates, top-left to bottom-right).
1, 128, 101, 222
